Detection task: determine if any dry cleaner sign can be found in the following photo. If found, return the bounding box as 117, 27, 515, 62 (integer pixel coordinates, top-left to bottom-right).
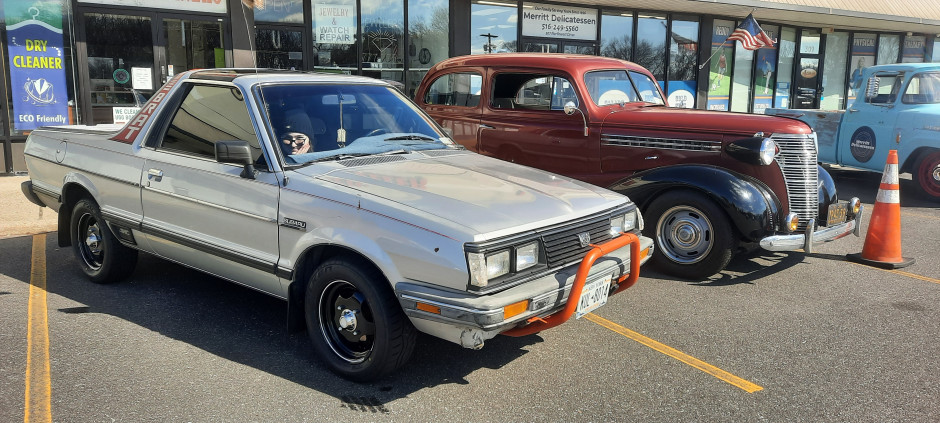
522, 3, 598, 41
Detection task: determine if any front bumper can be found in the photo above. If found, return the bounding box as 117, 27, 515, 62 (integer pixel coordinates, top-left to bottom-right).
397, 233, 654, 344
759, 205, 864, 253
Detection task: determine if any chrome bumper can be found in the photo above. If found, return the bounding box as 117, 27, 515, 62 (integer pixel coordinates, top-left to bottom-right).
759, 205, 864, 253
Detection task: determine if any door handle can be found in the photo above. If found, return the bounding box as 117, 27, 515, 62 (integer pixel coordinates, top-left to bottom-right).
848, 109, 859, 113
479, 124, 495, 129
148, 168, 164, 178
645, 155, 659, 160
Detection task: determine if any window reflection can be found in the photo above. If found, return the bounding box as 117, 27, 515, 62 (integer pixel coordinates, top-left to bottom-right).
407, 0, 449, 96
256, 29, 304, 69
600, 11, 632, 60
255, 0, 304, 23
471, 0, 517, 54
635, 14, 666, 80
361, 0, 404, 83
667, 16, 698, 108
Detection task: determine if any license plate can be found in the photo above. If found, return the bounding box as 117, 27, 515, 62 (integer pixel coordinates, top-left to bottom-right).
826, 203, 848, 226
576, 274, 612, 319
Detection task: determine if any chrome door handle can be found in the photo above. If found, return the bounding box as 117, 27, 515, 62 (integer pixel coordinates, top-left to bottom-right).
848, 109, 859, 113
645, 155, 658, 160
480, 124, 495, 129
148, 169, 164, 178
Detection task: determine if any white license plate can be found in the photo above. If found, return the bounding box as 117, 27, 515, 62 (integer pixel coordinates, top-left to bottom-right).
575, 274, 613, 319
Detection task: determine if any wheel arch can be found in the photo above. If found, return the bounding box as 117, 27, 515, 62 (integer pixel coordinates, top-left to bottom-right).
902, 146, 940, 173
57, 176, 100, 248
608, 164, 781, 243
286, 244, 391, 333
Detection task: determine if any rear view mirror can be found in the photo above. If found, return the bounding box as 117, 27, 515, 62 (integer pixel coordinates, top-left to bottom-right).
322, 94, 357, 105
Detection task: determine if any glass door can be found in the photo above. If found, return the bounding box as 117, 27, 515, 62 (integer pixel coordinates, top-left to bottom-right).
160, 17, 227, 83
83, 13, 157, 124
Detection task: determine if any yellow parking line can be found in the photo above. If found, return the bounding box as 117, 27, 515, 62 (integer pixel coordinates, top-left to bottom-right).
891, 270, 940, 285
25, 234, 52, 423
585, 313, 763, 393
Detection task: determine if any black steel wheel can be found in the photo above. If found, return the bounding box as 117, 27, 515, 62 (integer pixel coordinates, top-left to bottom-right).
305, 256, 416, 381
70, 198, 137, 283
643, 190, 734, 280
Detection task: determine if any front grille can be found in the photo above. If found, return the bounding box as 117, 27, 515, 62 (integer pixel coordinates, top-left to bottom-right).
772, 133, 818, 230
540, 214, 614, 268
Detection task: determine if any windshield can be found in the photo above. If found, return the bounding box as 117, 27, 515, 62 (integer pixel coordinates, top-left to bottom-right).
260, 84, 451, 165
902, 72, 940, 104
584, 70, 666, 106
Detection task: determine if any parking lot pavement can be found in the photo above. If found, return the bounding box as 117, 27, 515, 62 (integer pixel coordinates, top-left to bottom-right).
0, 175, 58, 239
1, 169, 938, 421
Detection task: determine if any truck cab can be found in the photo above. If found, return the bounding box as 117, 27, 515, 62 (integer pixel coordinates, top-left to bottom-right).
768, 63, 940, 200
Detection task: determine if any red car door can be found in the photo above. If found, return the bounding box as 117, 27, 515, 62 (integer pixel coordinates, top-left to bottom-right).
417, 68, 484, 150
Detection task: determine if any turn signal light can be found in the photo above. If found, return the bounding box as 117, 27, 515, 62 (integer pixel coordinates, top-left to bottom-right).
416, 302, 441, 314
503, 300, 530, 320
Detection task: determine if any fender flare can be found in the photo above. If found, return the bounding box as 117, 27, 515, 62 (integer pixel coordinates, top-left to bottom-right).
56, 172, 103, 247
607, 164, 781, 243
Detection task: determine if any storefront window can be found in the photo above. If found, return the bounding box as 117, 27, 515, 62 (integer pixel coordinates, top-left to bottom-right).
600, 11, 632, 61
933, 39, 940, 62
902, 35, 926, 63
848, 33, 876, 102
408, 0, 449, 95
820, 32, 848, 109
361, 0, 404, 84
256, 29, 304, 69
163, 19, 226, 71
706, 19, 734, 111
877, 34, 900, 64
635, 14, 666, 81
311, 0, 359, 72
667, 16, 698, 108
752, 25, 778, 113
471, 0, 517, 54
255, 0, 305, 23
775, 27, 796, 108
85, 13, 155, 124
730, 39, 753, 112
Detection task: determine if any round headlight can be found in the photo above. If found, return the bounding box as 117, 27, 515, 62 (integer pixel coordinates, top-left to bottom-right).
759, 138, 778, 166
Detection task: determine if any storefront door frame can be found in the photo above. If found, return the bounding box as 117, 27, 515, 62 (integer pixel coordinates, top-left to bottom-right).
73, 5, 231, 125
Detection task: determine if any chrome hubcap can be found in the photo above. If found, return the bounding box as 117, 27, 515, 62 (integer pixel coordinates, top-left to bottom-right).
338, 309, 358, 332
932, 165, 940, 183
85, 226, 102, 254
657, 205, 714, 264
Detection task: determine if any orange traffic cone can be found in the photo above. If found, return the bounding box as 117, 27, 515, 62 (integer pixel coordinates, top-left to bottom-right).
847, 150, 915, 269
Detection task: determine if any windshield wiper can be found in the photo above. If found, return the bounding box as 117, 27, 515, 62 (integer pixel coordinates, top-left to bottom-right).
384, 135, 437, 142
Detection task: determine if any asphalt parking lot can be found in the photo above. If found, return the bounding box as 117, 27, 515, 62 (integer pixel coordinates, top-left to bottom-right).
1, 167, 938, 422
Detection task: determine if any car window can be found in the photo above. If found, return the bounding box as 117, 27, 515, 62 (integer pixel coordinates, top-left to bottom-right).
260, 83, 452, 165
628, 71, 666, 105
902, 72, 940, 104
160, 84, 262, 161
424, 72, 482, 107
491, 73, 578, 111
867, 73, 902, 104
584, 70, 640, 106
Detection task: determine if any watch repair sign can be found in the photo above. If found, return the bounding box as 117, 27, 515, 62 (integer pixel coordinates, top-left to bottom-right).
5, 1, 70, 131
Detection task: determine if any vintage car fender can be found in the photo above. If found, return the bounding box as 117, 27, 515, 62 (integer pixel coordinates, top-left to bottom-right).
54, 172, 105, 247
607, 164, 780, 242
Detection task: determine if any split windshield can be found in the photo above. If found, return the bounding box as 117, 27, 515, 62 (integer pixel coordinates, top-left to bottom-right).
260, 84, 451, 165
583, 70, 666, 106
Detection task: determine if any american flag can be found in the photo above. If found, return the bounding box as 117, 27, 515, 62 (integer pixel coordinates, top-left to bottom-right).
727, 14, 775, 50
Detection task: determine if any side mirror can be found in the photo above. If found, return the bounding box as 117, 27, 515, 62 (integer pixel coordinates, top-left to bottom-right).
866, 77, 880, 101
563, 101, 589, 137
215, 140, 256, 179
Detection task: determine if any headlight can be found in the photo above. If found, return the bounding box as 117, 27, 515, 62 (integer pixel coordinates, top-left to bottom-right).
610, 210, 638, 237
758, 137, 778, 165
726, 136, 779, 166
516, 241, 539, 271
468, 250, 510, 287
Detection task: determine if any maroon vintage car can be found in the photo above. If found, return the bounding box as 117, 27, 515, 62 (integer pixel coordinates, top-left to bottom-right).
415, 53, 864, 279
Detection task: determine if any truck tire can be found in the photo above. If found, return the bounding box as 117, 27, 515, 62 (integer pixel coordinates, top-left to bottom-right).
643, 190, 734, 280
70, 198, 138, 283
305, 256, 416, 381
912, 150, 940, 201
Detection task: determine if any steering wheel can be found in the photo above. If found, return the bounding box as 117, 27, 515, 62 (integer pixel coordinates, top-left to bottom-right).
364, 128, 388, 137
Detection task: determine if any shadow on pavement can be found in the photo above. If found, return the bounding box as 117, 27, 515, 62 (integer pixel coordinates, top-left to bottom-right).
6, 234, 542, 407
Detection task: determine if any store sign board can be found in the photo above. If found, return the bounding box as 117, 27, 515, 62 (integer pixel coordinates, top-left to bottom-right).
5, 1, 71, 131
77, 0, 226, 13
521, 3, 598, 41
113, 107, 141, 125
314, 4, 355, 44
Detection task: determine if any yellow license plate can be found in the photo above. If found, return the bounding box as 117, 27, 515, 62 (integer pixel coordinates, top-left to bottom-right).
826, 203, 848, 226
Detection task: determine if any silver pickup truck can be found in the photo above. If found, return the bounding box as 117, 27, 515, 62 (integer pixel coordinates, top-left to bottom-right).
21, 69, 653, 381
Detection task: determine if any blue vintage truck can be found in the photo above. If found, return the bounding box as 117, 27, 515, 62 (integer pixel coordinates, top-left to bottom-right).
767, 63, 940, 201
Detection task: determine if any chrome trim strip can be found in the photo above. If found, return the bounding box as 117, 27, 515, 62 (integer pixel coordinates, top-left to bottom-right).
400, 294, 497, 314
141, 223, 279, 275
142, 186, 277, 223
24, 153, 141, 188
602, 134, 722, 152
